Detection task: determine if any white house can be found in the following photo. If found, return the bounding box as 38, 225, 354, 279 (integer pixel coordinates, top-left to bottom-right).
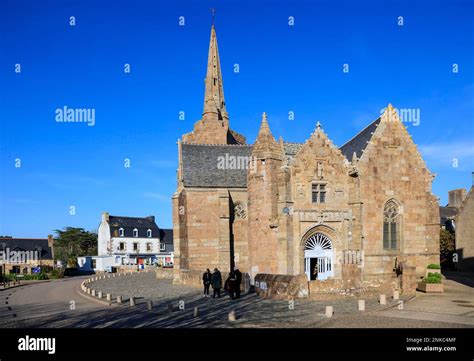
98, 212, 173, 267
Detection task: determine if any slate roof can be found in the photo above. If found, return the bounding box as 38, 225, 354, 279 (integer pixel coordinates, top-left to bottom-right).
439, 206, 457, 220
440, 206, 457, 233
340, 117, 381, 160
108, 216, 159, 238
159, 229, 173, 244
181, 143, 253, 188
0, 238, 53, 260
181, 117, 383, 187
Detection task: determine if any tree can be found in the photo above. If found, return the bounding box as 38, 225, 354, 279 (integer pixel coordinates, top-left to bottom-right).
54, 228, 97, 267
440, 228, 455, 268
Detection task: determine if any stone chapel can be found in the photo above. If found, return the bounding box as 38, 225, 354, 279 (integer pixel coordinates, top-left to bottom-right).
171, 23, 440, 296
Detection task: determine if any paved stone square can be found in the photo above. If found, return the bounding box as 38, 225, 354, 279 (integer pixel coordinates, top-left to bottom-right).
0, 274, 470, 328
84, 271, 405, 328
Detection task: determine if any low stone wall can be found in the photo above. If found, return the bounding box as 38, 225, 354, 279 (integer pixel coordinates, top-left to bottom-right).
155, 268, 175, 280
254, 274, 309, 300
172, 269, 203, 288
253, 264, 402, 301
308, 276, 400, 300
171, 269, 251, 292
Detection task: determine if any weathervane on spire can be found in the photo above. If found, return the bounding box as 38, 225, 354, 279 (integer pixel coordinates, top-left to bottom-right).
211, 8, 215, 26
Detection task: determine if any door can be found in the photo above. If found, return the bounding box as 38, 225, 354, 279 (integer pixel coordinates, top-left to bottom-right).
304, 232, 334, 281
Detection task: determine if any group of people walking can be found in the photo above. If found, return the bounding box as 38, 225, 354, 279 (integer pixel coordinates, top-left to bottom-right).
202, 268, 242, 300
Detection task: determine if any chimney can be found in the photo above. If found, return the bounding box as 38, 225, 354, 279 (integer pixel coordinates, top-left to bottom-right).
448, 189, 467, 208
147, 215, 155, 223
102, 212, 109, 223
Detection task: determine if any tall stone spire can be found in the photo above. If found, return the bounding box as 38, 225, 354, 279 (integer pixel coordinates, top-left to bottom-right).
181, 19, 246, 145
202, 24, 228, 122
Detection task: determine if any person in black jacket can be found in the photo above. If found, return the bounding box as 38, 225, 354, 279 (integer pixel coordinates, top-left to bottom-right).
234, 268, 242, 299
211, 268, 222, 298
225, 271, 237, 300
202, 268, 212, 297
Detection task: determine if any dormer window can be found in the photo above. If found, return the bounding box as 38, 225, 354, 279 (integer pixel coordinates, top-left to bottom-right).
133, 228, 138, 237
147, 229, 152, 238
119, 228, 124, 237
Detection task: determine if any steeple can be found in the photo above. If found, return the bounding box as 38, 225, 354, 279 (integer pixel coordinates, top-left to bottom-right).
202, 23, 228, 122
181, 18, 246, 145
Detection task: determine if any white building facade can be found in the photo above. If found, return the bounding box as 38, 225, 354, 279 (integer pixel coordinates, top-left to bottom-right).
97, 212, 173, 268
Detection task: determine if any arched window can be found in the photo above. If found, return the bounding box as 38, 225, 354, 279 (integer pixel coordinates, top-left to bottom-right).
147, 229, 152, 238
383, 200, 400, 250
119, 228, 124, 237
133, 228, 138, 238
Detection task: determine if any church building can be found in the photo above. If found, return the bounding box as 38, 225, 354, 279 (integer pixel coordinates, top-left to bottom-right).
172, 23, 440, 297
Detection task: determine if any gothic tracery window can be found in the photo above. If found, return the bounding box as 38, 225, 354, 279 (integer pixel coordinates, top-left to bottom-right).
383, 200, 400, 250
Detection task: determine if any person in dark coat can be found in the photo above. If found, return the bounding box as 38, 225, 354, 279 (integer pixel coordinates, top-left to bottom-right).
234, 268, 242, 299
211, 268, 222, 298
225, 271, 237, 299
202, 268, 212, 297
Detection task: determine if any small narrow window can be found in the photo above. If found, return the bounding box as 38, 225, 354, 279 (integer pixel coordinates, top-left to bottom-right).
133, 243, 138, 252
119, 228, 124, 237
147, 229, 152, 238
146, 243, 152, 252
160, 243, 166, 251
119, 242, 125, 251
133, 228, 138, 237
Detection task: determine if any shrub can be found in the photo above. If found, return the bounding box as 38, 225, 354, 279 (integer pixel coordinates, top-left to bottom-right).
22, 273, 49, 280
427, 264, 441, 269
423, 272, 442, 284
0, 274, 15, 282
49, 268, 64, 279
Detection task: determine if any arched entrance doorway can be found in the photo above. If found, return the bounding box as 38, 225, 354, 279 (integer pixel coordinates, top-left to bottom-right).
304, 232, 334, 281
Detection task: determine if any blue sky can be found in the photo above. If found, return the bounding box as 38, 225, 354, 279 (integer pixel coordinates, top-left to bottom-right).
1, 0, 473, 237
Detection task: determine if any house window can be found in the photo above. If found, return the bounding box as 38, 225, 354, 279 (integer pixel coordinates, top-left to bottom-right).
146, 243, 152, 252
133, 243, 139, 252
133, 228, 138, 237
312, 183, 327, 203
119, 228, 124, 237
383, 200, 400, 250
119, 242, 125, 251
147, 229, 152, 238
160, 243, 166, 251
91, 259, 97, 269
